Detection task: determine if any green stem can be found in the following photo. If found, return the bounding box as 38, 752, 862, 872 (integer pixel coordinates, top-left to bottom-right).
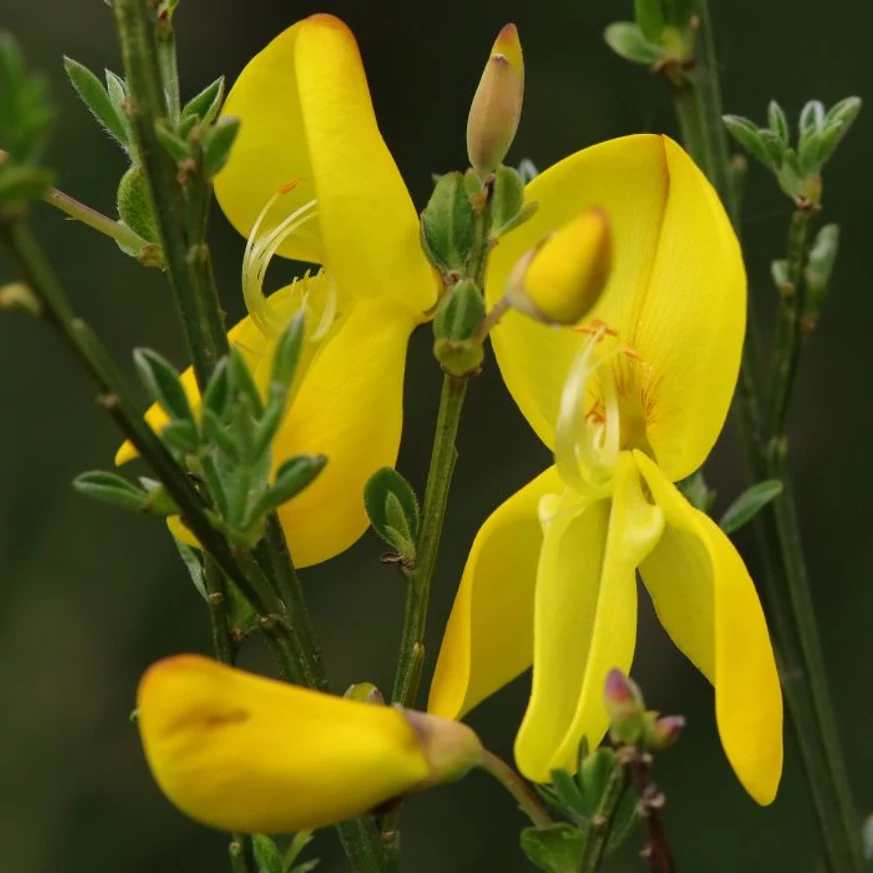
667, 3, 862, 870
155, 8, 180, 124
42, 186, 162, 263
229, 837, 252, 873
391, 374, 469, 707
112, 0, 226, 387
579, 764, 629, 873
203, 556, 235, 664
2, 217, 390, 873
479, 750, 553, 829
769, 207, 814, 436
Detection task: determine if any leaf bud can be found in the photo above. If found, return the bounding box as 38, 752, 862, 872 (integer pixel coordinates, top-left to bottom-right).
506, 208, 612, 326
466, 24, 524, 179
433, 279, 486, 343
420, 171, 477, 276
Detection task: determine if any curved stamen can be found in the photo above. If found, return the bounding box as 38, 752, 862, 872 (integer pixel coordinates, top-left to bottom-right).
242, 191, 319, 339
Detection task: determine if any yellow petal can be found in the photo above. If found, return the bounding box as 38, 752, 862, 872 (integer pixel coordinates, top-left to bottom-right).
274, 299, 415, 566
427, 466, 562, 719
137, 655, 430, 833
118, 296, 417, 568
635, 451, 783, 805
214, 15, 435, 314
515, 453, 664, 782
489, 135, 744, 480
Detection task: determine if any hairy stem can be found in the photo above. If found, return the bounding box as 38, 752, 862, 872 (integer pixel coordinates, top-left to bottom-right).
112, 0, 226, 387
668, 3, 862, 869
391, 374, 468, 706
480, 750, 553, 830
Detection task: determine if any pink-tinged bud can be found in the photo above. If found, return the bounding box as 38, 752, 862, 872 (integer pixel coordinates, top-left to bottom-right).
604, 669, 644, 719
401, 709, 484, 786
648, 715, 686, 752
466, 24, 524, 179
344, 682, 385, 705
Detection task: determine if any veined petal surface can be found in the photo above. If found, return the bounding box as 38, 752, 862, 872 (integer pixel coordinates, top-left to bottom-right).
215, 15, 435, 315
635, 451, 783, 804
138, 655, 429, 833
428, 466, 563, 720
515, 453, 664, 782
489, 135, 744, 480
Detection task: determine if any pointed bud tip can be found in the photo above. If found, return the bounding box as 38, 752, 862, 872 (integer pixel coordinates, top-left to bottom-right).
402, 709, 484, 785
507, 207, 612, 326
492, 24, 523, 75
648, 715, 686, 751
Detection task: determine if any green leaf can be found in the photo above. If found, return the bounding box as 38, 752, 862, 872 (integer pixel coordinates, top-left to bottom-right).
490, 165, 526, 237
719, 480, 784, 534
73, 470, 146, 511
202, 407, 241, 461
283, 830, 316, 872
202, 114, 240, 178
117, 165, 159, 243
548, 768, 589, 818
723, 115, 780, 170
271, 312, 305, 388
604, 22, 665, 65
767, 100, 789, 146
634, 0, 665, 43
63, 56, 128, 148
155, 118, 190, 162
364, 467, 421, 559
520, 824, 586, 873
678, 469, 716, 512
420, 171, 477, 276
0, 34, 54, 164
517, 158, 539, 183
250, 454, 327, 520
133, 347, 194, 422
138, 477, 180, 515
229, 347, 264, 417
816, 97, 862, 167
433, 279, 486, 343
181, 75, 225, 125
174, 539, 208, 601
161, 419, 200, 453
203, 357, 231, 417
253, 834, 283, 873
799, 99, 825, 139
605, 785, 640, 854
578, 748, 617, 815
252, 388, 286, 459
804, 223, 840, 321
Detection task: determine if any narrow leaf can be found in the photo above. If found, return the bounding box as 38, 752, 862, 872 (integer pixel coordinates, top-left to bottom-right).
181, 75, 225, 124
634, 0, 665, 43
604, 22, 665, 65
73, 470, 146, 511
63, 56, 128, 147
202, 115, 240, 178
271, 312, 305, 388
364, 467, 421, 557
767, 100, 789, 145
719, 480, 784, 534
253, 834, 283, 873
133, 348, 194, 422
723, 115, 780, 170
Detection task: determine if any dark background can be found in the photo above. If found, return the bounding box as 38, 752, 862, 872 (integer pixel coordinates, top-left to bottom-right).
1, 1, 871, 871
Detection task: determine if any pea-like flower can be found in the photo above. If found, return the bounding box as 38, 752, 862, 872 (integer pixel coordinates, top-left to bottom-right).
118, 15, 435, 567
138, 656, 482, 833
428, 134, 783, 805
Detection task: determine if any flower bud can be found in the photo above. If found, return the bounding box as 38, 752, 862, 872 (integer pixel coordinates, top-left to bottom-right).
507, 208, 612, 326
604, 668, 647, 745
0, 281, 41, 316
466, 24, 524, 179
401, 709, 484, 786
344, 682, 385, 705
647, 714, 686, 752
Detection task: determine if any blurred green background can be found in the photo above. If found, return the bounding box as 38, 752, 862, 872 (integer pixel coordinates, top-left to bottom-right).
1, 0, 871, 870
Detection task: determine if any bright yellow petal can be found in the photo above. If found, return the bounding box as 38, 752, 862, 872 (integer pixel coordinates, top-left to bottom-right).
635, 451, 783, 805
214, 15, 435, 314
118, 295, 416, 568
489, 136, 744, 480
138, 655, 430, 833
274, 300, 415, 567
515, 453, 664, 782
487, 134, 670, 450
427, 466, 562, 720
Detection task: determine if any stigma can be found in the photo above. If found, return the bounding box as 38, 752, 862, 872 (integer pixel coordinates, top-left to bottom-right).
242, 186, 337, 343
555, 321, 648, 496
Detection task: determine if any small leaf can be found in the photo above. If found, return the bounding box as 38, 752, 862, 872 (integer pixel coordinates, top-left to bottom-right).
249, 454, 327, 520
804, 223, 840, 321
816, 97, 862, 166
490, 165, 526, 237
271, 312, 305, 388
517, 158, 540, 183
63, 56, 128, 148
117, 165, 159, 243
634, 0, 665, 43
229, 347, 264, 417
604, 22, 665, 65
548, 768, 588, 818
252, 389, 286, 459
364, 467, 421, 559
73, 470, 146, 511
155, 118, 190, 162
284, 830, 316, 872
203, 357, 231, 417
605, 786, 640, 854
578, 748, 617, 815
181, 75, 225, 125
420, 171, 477, 275
133, 347, 194, 422
433, 279, 486, 343
719, 480, 784, 534
520, 824, 586, 873
723, 115, 779, 170
161, 419, 200, 453
202, 407, 241, 461
799, 99, 825, 138
202, 115, 240, 177
767, 100, 789, 145
253, 834, 283, 873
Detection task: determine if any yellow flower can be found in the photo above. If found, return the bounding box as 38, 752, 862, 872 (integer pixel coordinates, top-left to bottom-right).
138, 655, 482, 833
428, 134, 783, 805
117, 15, 435, 567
